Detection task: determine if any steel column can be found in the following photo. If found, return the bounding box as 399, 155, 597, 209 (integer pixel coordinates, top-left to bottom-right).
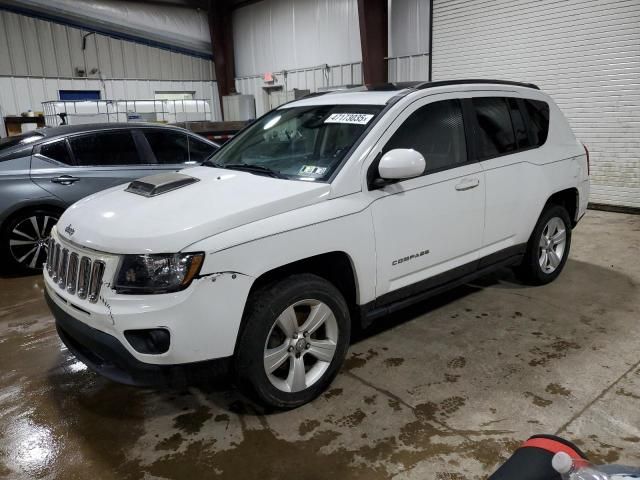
357, 0, 388, 86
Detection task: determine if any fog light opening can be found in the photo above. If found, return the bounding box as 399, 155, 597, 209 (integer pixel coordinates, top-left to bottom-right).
124, 328, 170, 355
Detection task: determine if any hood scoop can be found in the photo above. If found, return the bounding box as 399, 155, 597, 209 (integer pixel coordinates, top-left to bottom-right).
125, 172, 200, 197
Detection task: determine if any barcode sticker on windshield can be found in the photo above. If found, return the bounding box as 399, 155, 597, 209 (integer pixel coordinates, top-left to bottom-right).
325, 113, 374, 125
299, 165, 328, 176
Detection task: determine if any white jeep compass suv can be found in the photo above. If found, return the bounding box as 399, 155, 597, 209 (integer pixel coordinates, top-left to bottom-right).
44, 80, 590, 408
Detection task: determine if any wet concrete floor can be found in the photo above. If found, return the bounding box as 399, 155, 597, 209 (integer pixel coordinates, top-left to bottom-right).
1, 210, 639, 479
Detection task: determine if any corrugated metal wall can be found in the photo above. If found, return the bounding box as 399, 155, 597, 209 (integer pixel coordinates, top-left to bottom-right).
3, 0, 212, 56
232, 0, 363, 117
235, 62, 363, 117
388, 53, 430, 82
232, 0, 432, 116
232, 0, 362, 78
0, 10, 221, 127
388, 0, 430, 82
0, 77, 221, 122
432, 0, 640, 209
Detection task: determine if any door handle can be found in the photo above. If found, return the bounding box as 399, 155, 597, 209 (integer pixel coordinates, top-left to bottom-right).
455, 178, 480, 191
51, 175, 80, 185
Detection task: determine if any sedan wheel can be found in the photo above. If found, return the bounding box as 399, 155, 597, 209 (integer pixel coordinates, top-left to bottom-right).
5, 212, 59, 272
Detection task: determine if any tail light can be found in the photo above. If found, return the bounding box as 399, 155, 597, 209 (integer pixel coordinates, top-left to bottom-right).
583, 144, 590, 176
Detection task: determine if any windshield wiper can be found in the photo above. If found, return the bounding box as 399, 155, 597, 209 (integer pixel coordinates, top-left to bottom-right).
220, 163, 285, 179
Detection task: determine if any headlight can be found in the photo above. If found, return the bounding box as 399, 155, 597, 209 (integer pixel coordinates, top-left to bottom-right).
115, 252, 204, 294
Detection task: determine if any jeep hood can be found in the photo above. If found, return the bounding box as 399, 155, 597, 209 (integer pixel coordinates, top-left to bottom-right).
57, 166, 332, 254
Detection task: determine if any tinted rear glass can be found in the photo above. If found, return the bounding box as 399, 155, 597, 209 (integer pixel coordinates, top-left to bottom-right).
188, 136, 218, 163
143, 130, 189, 164
472, 97, 517, 159
524, 99, 550, 147
40, 140, 72, 165
70, 131, 140, 166
508, 98, 531, 149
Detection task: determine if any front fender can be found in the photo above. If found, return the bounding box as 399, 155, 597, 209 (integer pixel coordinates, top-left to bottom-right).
187, 202, 377, 306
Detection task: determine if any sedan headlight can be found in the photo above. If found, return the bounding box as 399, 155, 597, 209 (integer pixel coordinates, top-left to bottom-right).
115, 253, 204, 294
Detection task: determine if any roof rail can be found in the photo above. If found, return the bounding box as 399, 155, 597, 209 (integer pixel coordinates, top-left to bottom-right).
414, 79, 540, 90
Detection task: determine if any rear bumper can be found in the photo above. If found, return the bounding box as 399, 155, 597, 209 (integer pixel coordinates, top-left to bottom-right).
47, 290, 229, 386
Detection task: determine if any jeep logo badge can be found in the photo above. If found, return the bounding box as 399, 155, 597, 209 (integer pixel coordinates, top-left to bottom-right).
65, 224, 75, 236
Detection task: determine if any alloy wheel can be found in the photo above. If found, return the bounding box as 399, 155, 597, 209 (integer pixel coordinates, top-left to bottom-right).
538, 216, 567, 274
263, 299, 339, 393
9, 214, 58, 270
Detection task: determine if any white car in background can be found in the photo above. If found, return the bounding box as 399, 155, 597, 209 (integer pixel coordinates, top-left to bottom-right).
43, 80, 589, 409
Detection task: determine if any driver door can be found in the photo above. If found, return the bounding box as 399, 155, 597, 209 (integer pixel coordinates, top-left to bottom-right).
366, 95, 486, 303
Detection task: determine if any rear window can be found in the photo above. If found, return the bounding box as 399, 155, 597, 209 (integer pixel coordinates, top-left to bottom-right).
508, 98, 531, 149
69, 131, 140, 166
472, 97, 517, 159
524, 99, 550, 147
188, 136, 218, 163
143, 130, 189, 164
40, 139, 72, 165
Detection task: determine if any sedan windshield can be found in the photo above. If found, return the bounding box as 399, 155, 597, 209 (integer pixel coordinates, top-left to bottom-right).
205, 104, 383, 181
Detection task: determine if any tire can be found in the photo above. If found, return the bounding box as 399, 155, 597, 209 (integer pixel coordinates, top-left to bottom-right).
516, 204, 572, 285
1, 208, 60, 274
234, 273, 351, 409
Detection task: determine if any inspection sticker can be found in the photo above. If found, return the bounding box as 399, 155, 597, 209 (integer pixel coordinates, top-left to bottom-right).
324, 113, 374, 125
299, 165, 328, 176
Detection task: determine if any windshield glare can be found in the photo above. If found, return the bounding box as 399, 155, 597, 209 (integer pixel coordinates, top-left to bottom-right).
207, 104, 382, 181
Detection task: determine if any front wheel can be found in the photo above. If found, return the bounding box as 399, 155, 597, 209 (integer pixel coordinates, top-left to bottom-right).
516, 205, 572, 285
234, 274, 351, 409
1, 209, 59, 274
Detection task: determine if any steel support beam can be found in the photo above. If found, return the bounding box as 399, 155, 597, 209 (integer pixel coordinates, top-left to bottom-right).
357, 0, 388, 86
208, 0, 236, 115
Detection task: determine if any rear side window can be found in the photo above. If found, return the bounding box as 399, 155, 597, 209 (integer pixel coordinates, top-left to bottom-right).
70, 131, 140, 166
143, 130, 189, 164
508, 98, 531, 149
524, 99, 550, 147
472, 98, 516, 159
383, 99, 467, 174
40, 140, 72, 165
188, 136, 218, 163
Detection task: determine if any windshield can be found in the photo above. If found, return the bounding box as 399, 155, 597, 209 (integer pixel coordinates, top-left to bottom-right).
205, 104, 383, 181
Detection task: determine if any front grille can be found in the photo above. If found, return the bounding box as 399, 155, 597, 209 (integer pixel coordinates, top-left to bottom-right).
46, 239, 105, 304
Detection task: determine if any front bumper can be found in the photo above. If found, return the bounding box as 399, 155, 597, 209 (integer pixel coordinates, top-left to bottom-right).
44, 229, 255, 366
47, 290, 234, 386
47, 290, 173, 385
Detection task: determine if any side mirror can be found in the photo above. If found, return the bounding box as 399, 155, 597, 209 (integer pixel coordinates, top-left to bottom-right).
378, 148, 426, 180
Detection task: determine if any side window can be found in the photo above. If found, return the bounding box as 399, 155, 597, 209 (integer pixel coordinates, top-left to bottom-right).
524, 99, 550, 147
472, 97, 517, 159
143, 130, 189, 164
383, 99, 467, 173
70, 131, 140, 166
508, 98, 531, 149
187, 136, 218, 163
39, 140, 72, 165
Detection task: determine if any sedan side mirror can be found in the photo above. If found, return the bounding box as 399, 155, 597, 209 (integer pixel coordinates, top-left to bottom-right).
378, 148, 426, 180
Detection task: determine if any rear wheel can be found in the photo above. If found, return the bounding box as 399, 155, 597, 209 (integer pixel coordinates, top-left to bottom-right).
234, 274, 351, 409
516, 205, 572, 285
1, 209, 59, 274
